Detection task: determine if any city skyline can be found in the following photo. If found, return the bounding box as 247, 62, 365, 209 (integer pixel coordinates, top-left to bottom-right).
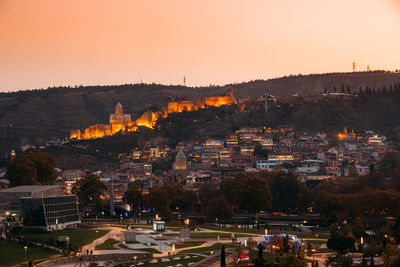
0, 0, 400, 92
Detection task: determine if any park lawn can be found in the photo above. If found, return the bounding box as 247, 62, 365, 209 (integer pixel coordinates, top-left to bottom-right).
162, 233, 179, 236
174, 241, 205, 249
202, 227, 331, 239
190, 232, 251, 239
178, 243, 238, 254
266, 230, 330, 239
0, 239, 60, 266
204, 226, 265, 234
95, 238, 119, 250
14, 228, 109, 250
126, 240, 140, 244
115, 254, 205, 267
119, 243, 129, 249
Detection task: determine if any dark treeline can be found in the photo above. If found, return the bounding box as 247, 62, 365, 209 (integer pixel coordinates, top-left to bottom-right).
323, 82, 400, 96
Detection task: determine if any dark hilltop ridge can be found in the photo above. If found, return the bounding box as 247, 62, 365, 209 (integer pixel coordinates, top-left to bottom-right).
0, 71, 400, 155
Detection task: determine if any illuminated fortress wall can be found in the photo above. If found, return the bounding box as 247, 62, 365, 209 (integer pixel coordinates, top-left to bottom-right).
161, 89, 236, 114
70, 90, 236, 140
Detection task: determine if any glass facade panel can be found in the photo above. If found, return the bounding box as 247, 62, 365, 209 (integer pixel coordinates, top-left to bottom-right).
20, 195, 80, 228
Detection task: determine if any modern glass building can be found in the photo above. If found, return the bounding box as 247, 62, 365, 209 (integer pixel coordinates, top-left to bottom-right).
20, 195, 80, 230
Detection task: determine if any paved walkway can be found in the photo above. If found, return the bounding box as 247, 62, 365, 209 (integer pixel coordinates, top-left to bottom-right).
81, 226, 123, 254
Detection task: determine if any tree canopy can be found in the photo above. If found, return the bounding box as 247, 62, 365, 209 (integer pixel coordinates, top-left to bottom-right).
73, 174, 108, 214
6, 148, 56, 186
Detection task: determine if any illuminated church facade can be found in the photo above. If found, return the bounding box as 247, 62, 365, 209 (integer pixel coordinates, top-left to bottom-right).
70, 103, 134, 139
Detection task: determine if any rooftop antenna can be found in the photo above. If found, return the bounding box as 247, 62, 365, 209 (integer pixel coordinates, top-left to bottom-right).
352, 61, 356, 72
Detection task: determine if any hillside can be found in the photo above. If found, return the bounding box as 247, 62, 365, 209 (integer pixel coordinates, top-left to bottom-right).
0, 71, 400, 155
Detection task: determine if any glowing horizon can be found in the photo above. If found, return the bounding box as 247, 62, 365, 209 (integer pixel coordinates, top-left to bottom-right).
0, 0, 400, 92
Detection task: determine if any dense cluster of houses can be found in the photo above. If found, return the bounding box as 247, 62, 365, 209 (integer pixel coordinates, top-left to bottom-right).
30, 126, 393, 203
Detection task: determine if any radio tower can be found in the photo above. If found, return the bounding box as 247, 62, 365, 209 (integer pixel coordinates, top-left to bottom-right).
352, 61, 356, 72
183, 76, 186, 86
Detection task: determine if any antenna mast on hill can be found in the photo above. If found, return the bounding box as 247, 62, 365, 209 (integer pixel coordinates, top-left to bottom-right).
183, 76, 186, 86
352, 61, 356, 72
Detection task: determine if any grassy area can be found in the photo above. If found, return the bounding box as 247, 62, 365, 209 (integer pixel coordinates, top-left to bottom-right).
174, 241, 205, 249
0, 239, 60, 266
135, 247, 161, 254
115, 255, 205, 267
162, 233, 179, 236
126, 240, 140, 244
178, 243, 238, 254
204, 226, 265, 234
190, 232, 251, 239
95, 238, 119, 250
13, 228, 109, 250
119, 243, 130, 249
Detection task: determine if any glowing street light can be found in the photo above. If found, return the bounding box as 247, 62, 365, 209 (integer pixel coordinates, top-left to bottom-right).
264, 228, 268, 235
24, 246, 28, 262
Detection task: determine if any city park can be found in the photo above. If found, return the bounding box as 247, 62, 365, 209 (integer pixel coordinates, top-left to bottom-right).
0, 212, 381, 267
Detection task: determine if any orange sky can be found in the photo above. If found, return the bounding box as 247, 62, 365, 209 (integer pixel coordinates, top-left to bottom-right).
0, 0, 399, 91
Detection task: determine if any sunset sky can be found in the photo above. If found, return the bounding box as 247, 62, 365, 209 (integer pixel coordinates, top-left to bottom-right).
0, 0, 399, 92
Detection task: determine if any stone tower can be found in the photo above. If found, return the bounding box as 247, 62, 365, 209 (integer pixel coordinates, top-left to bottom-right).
173, 149, 187, 183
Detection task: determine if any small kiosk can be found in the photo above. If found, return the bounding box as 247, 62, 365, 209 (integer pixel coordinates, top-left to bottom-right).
153, 221, 165, 232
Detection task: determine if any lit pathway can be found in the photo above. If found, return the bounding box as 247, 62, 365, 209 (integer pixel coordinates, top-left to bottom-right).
81, 226, 123, 254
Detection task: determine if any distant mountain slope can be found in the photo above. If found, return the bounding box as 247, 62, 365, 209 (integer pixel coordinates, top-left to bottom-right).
0, 71, 399, 154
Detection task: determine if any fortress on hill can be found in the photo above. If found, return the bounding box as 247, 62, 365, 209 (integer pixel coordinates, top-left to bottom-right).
70, 89, 236, 140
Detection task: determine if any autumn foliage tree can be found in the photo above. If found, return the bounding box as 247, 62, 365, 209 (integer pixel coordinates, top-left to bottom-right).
6, 148, 56, 186
220, 173, 271, 213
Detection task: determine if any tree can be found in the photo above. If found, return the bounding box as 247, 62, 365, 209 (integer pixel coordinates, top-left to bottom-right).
206, 195, 232, 220
263, 171, 301, 212
146, 186, 170, 217
253, 143, 268, 158
255, 243, 264, 267
327, 223, 355, 253
221, 173, 271, 213
6, 148, 56, 186
163, 182, 198, 212
198, 182, 220, 205
123, 185, 144, 222
378, 153, 400, 176
73, 174, 108, 214
221, 245, 226, 267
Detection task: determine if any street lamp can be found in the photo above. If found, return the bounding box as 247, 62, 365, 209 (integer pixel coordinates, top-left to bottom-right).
264, 228, 268, 235
24, 246, 28, 262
